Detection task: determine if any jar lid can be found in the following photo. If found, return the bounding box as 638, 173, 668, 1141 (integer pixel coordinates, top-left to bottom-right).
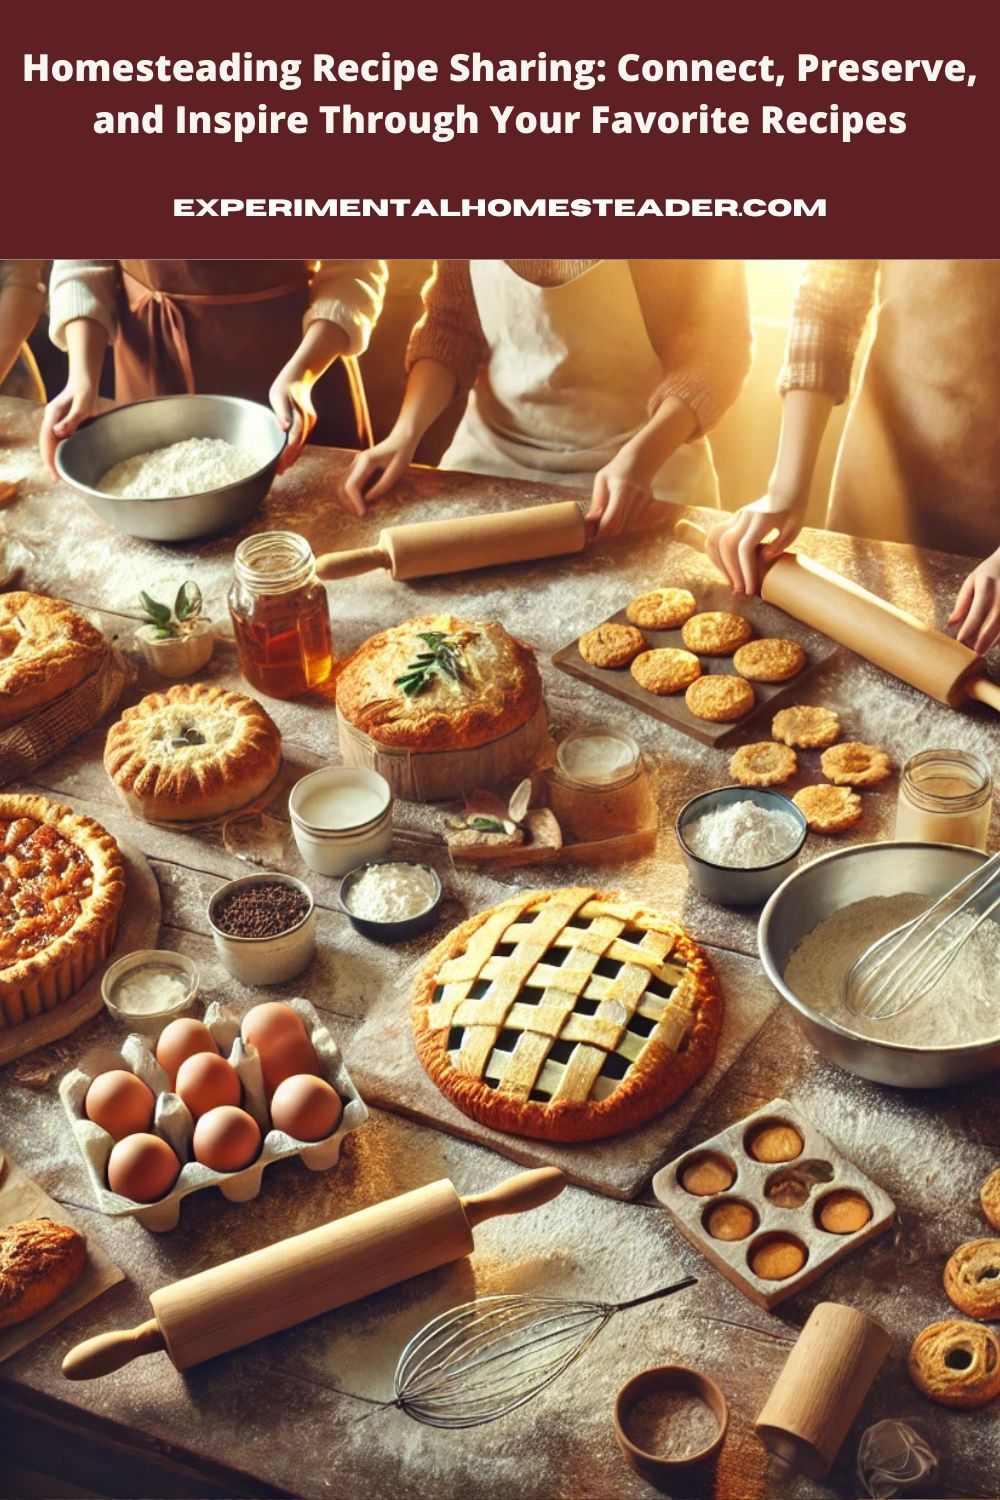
556, 728, 640, 788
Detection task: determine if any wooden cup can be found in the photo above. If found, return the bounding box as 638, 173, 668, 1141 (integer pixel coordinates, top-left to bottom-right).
614, 1365, 728, 1485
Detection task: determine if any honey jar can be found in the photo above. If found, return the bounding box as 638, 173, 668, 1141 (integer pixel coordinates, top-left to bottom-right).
228, 531, 333, 698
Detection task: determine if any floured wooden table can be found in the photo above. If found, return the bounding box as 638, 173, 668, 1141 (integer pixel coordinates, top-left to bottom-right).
0, 396, 997, 1500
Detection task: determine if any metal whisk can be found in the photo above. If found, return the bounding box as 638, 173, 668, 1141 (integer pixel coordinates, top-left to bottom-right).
393, 1275, 696, 1428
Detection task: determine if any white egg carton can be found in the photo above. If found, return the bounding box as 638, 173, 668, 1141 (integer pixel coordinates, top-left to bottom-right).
59, 997, 369, 1231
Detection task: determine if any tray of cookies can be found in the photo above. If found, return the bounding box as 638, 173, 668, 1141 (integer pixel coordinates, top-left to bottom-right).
552, 582, 837, 747
652, 1097, 895, 1309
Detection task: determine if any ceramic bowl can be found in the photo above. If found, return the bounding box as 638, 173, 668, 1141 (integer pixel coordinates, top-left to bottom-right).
135, 618, 215, 677
207, 872, 316, 985
339, 861, 443, 942
676, 786, 807, 907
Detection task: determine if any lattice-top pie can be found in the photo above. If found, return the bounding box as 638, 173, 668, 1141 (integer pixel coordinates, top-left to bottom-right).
0, 592, 105, 727
412, 888, 722, 1142
104, 682, 282, 823
0, 793, 126, 1028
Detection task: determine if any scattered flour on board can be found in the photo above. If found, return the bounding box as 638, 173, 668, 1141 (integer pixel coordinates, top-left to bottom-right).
98, 437, 259, 498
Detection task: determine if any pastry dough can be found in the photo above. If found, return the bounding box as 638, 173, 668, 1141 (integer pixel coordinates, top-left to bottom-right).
0, 592, 105, 727
103, 682, 282, 823
412, 887, 722, 1143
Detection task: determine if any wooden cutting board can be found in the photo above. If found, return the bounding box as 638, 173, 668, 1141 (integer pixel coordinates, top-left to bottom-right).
552, 583, 837, 748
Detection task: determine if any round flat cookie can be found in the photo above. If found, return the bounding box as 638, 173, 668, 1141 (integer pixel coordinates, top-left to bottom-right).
772, 705, 841, 748
685, 675, 756, 723
908, 1320, 1000, 1408
818, 1189, 873, 1234
706, 1201, 757, 1241
733, 638, 806, 683
625, 588, 698, 629
944, 1240, 1000, 1321
579, 623, 645, 668
820, 741, 893, 787
682, 611, 753, 656
793, 783, 862, 833
630, 648, 701, 695
750, 1237, 807, 1280
729, 741, 797, 787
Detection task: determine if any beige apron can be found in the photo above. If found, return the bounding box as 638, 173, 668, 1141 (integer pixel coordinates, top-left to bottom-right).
830, 260, 1000, 555
441, 260, 718, 507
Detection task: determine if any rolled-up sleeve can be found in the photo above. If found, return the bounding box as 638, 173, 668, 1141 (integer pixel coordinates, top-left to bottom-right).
641, 260, 753, 435
48, 261, 120, 349
778, 260, 878, 404
306, 260, 387, 356
405, 260, 489, 398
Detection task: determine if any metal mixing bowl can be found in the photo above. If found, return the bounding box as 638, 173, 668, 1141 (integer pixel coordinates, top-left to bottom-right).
55, 394, 285, 541
759, 841, 1000, 1088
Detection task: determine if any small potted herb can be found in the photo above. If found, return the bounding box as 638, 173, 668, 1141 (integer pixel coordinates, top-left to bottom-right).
134, 580, 214, 677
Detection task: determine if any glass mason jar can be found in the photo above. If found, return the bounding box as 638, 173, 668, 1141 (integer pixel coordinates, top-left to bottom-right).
228, 531, 333, 698
547, 727, 656, 841
894, 748, 993, 851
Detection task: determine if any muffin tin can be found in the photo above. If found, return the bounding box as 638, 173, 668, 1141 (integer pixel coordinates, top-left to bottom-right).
60, 997, 368, 1231
652, 1098, 895, 1309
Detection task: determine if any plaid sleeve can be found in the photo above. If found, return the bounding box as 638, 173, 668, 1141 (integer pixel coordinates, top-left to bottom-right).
778, 260, 878, 403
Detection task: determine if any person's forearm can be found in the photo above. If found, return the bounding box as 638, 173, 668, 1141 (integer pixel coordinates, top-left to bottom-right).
392, 358, 458, 443
65, 317, 109, 393
613, 395, 699, 482
768, 389, 835, 510
279, 318, 349, 386
0, 285, 45, 387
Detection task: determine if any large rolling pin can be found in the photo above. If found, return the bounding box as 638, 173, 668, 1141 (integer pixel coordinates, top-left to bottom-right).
63, 1167, 565, 1380
676, 519, 1000, 712
316, 500, 587, 581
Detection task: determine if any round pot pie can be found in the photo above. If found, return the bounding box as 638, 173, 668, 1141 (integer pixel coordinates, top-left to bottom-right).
0, 592, 105, 727
103, 682, 282, 823
0, 793, 126, 1028
336, 615, 542, 752
412, 887, 722, 1142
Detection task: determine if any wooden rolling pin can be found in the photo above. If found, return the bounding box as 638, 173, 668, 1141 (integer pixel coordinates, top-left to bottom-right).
62, 1167, 565, 1380
676, 518, 1000, 712
316, 500, 587, 581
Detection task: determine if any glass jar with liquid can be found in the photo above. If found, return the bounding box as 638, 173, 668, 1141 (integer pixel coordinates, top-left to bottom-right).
228, 531, 333, 698
894, 749, 993, 850
547, 727, 656, 840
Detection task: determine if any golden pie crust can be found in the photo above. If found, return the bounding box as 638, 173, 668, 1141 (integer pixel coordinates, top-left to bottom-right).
411, 887, 722, 1143
908, 1320, 1000, 1407
0, 592, 105, 728
0, 793, 126, 1028
103, 683, 282, 823
336, 615, 542, 751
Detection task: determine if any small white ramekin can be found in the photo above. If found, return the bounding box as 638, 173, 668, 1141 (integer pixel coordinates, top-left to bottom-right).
207, 872, 316, 984
101, 949, 200, 1037
289, 766, 393, 877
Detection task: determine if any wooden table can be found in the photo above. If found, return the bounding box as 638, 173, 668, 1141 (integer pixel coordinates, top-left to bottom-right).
1, 397, 998, 1500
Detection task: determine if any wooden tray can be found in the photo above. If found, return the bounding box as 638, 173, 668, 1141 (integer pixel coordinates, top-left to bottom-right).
652, 1097, 895, 1309
552, 584, 837, 748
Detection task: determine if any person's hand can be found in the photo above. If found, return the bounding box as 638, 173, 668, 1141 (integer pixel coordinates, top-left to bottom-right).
585, 456, 658, 539
949, 549, 1000, 655
40, 380, 100, 478
342, 429, 419, 517
705, 492, 807, 596
269, 375, 317, 474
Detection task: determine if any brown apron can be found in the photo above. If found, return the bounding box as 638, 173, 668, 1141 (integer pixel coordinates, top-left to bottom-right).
114, 260, 370, 448
829, 260, 1000, 556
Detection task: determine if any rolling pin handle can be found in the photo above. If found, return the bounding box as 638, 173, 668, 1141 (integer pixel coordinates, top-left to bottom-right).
315, 546, 391, 581
673, 518, 710, 553
62, 1317, 165, 1381
966, 675, 1000, 714
461, 1167, 567, 1229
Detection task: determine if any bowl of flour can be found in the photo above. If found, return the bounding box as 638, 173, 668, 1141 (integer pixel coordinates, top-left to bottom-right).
759, 841, 1000, 1088
56, 394, 285, 541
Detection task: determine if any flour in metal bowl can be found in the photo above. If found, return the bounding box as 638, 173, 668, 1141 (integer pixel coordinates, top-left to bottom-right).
98, 437, 260, 499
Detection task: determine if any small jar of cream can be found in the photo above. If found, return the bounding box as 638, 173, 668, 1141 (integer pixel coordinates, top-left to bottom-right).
547, 728, 656, 840
894, 749, 992, 850
289, 766, 394, 877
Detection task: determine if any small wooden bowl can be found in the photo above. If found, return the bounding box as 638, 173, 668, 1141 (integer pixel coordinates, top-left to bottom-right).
614, 1365, 728, 1485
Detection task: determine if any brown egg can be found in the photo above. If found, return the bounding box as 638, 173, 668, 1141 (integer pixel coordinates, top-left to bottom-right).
155, 1017, 218, 1086
241, 1002, 307, 1050
175, 1052, 241, 1119
241, 1003, 319, 1095
193, 1105, 261, 1173
85, 1069, 155, 1140
107, 1133, 181, 1202
270, 1074, 343, 1142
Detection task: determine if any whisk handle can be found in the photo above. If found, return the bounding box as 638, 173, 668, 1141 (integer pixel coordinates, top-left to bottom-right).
615, 1275, 698, 1312
461, 1168, 567, 1228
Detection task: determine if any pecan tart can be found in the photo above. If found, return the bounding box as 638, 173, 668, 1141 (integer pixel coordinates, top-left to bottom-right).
336, 615, 542, 752
0, 793, 126, 1028
0, 592, 105, 727
412, 887, 722, 1142
104, 682, 282, 823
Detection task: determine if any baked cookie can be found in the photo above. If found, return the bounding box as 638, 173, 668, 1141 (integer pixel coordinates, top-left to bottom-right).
747, 1122, 803, 1163
944, 1240, 1000, 1320
818, 1189, 872, 1234
625, 588, 697, 629
685, 675, 755, 723
772, 705, 842, 749
681, 611, 753, 656
578, 623, 646, 669
981, 1167, 1000, 1232
908, 1320, 1000, 1407
680, 1154, 735, 1196
729, 742, 797, 787
793, 783, 863, 833
820, 741, 893, 787
0, 592, 105, 728
630, 648, 701, 695
732, 638, 806, 683
0, 1219, 87, 1329
706, 1201, 756, 1241
750, 1236, 807, 1281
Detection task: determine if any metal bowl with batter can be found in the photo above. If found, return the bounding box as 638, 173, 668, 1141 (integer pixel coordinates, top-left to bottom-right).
759, 841, 1000, 1089
55, 394, 286, 542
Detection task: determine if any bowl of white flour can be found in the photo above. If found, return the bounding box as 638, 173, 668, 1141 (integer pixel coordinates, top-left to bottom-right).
759, 841, 1000, 1087
56, 394, 285, 540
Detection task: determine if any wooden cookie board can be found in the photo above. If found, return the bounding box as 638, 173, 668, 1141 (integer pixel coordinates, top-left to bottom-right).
652, 1097, 895, 1309
552, 583, 837, 747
